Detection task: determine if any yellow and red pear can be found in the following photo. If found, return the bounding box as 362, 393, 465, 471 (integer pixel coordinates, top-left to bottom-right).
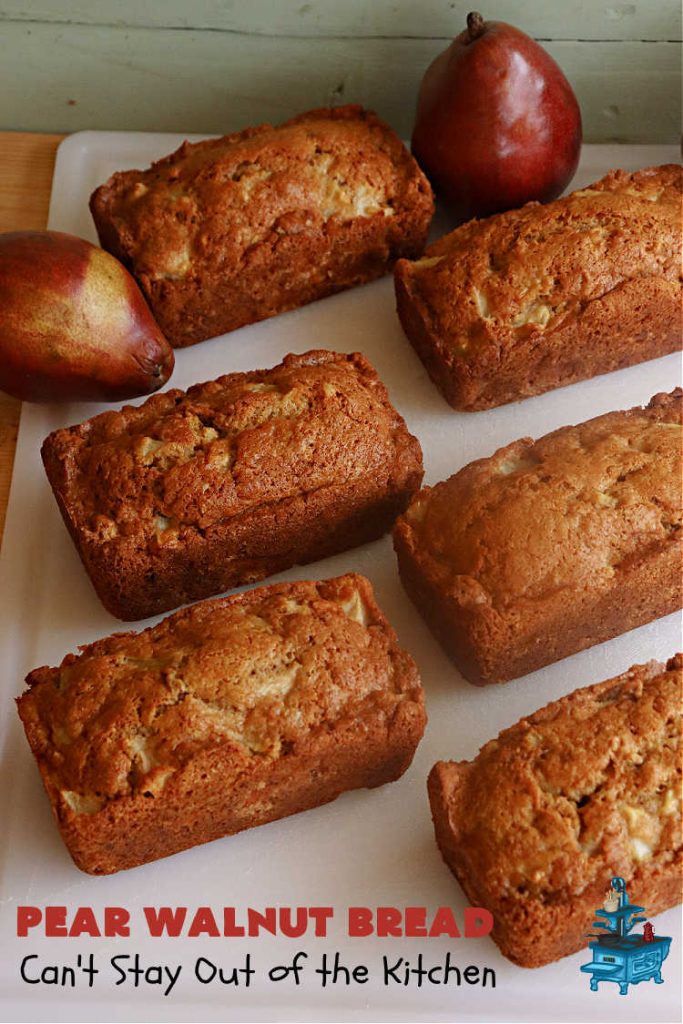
0, 230, 174, 402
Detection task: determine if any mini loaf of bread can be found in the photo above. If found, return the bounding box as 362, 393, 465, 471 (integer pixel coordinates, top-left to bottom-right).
42, 350, 423, 620
90, 104, 434, 347
393, 390, 682, 685
428, 655, 683, 967
394, 165, 682, 410
17, 574, 426, 875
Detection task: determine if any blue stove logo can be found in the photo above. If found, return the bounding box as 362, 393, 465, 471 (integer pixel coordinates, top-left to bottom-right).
580, 876, 672, 995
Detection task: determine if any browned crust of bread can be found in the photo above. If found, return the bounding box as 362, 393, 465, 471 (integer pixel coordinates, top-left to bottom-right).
395, 165, 682, 411
428, 655, 683, 967
17, 574, 426, 875
393, 390, 682, 685
91, 104, 434, 347
42, 350, 424, 621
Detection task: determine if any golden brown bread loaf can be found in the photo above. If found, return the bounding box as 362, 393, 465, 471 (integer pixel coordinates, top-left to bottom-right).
393, 390, 682, 685
42, 350, 423, 621
90, 104, 434, 347
428, 655, 682, 967
394, 165, 682, 410
17, 574, 426, 875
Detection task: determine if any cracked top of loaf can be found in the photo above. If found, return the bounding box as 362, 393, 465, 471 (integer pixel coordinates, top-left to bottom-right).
90, 105, 434, 345
18, 574, 422, 814
42, 350, 421, 550
396, 165, 681, 362
397, 390, 681, 612
432, 655, 682, 902
92, 105, 428, 282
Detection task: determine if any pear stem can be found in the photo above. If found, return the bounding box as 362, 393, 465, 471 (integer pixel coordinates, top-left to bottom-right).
466, 12, 485, 41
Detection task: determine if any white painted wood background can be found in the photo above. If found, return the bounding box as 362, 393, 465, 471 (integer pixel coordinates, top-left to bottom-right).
0, 1, 680, 141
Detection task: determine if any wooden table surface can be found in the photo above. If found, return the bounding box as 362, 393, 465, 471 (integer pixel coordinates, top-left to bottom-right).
0, 132, 64, 546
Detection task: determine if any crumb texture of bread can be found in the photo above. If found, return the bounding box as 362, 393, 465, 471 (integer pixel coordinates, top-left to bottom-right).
394, 390, 682, 684
428, 655, 683, 967
395, 165, 682, 410
90, 105, 434, 347
17, 574, 426, 874
42, 350, 423, 620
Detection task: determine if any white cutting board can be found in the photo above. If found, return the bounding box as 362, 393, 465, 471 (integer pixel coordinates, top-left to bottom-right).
0, 137, 680, 1024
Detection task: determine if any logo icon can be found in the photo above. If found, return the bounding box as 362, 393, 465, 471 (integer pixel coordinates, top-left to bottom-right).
580, 876, 672, 995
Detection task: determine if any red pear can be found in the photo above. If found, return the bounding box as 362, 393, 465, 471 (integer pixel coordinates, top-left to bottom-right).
0, 230, 174, 402
411, 11, 582, 220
